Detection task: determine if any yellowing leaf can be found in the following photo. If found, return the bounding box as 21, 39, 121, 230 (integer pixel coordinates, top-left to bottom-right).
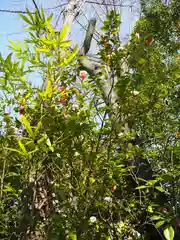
8, 39, 17, 48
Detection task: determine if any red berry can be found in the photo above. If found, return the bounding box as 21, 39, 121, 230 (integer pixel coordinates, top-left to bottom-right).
104, 39, 108, 44
79, 71, 87, 80
112, 185, 117, 191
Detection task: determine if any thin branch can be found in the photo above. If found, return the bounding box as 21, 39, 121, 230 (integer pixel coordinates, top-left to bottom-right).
0, 3, 67, 15
86, 0, 135, 7
32, 0, 39, 11
0, 9, 32, 14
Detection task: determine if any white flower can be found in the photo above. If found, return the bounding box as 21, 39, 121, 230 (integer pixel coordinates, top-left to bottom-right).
90, 216, 97, 223
104, 196, 112, 202
72, 104, 79, 110
131, 90, 139, 96
135, 32, 140, 39
52, 193, 56, 197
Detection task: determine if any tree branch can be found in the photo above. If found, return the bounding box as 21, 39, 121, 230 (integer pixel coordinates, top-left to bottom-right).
0, 9, 32, 14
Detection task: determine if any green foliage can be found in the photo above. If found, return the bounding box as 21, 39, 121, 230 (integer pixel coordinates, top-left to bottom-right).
0, 6, 179, 240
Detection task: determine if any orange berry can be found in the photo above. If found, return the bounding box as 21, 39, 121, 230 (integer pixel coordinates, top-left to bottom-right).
59, 87, 66, 93
58, 98, 67, 105
144, 36, 154, 45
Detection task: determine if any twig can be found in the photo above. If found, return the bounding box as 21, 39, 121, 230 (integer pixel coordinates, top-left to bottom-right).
0, 9, 32, 14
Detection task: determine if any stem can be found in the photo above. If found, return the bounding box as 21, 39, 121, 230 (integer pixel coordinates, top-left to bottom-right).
0, 151, 7, 200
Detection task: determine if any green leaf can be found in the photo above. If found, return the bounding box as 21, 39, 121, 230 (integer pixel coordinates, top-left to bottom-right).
47, 13, 53, 22
155, 186, 165, 192
59, 40, 72, 48
20, 115, 34, 138
36, 48, 50, 53
41, 38, 56, 45
135, 185, 148, 190
5, 147, 26, 156
3, 185, 15, 193
18, 140, 27, 155
5, 53, 13, 64
26, 8, 35, 24
46, 21, 55, 35
19, 14, 32, 25
46, 138, 54, 152
66, 49, 78, 64
138, 58, 146, 65
89, 177, 96, 184
155, 103, 161, 109
156, 220, 165, 228
163, 225, 174, 240
147, 205, 153, 213
152, 215, 163, 220
34, 121, 42, 137
59, 24, 69, 42
0, 77, 5, 85
69, 233, 77, 240
41, 8, 45, 21
37, 135, 47, 145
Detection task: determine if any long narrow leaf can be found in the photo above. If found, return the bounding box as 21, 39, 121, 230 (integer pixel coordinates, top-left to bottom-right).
5, 147, 26, 156
59, 24, 69, 42
19, 13, 32, 25
18, 140, 27, 155
20, 116, 34, 138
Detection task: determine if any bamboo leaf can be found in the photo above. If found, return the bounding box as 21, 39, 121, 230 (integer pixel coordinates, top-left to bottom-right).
8, 40, 18, 49
20, 115, 34, 138
155, 186, 165, 192
36, 48, 50, 53
34, 121, 42, 137
19, 14, 32, 25
5, 147, 26, 156
46, 138, 54, 152
18, 140, 27, 155
135, 185, 148, 190
59, 24, 69, 42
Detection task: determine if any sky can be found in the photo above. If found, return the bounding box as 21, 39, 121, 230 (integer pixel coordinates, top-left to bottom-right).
0, 0, 140, 87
